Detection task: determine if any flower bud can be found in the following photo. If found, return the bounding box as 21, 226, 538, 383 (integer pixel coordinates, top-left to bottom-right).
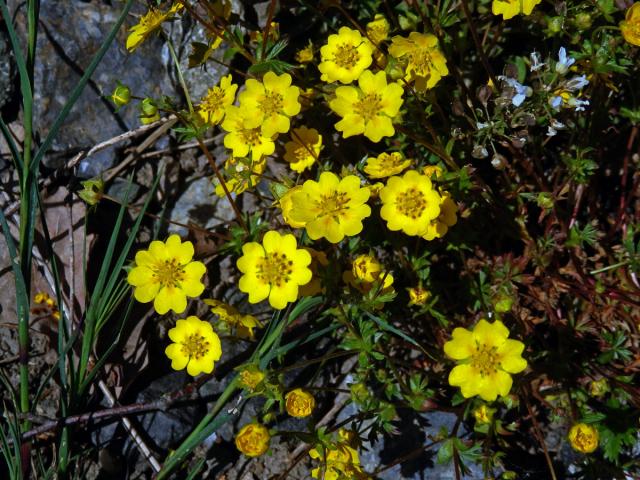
139, 98, 160, 125
574, 12, 592, 30
235, 423, 270, 457
78, 178, 104, 206
110, 81, 131, 108
285, 388, 316, 418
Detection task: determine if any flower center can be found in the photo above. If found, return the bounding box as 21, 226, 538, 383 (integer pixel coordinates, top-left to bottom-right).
240, 126, 263, 147
152, 258, 185, 288
574, 429, 594, 450
201, 88, 225, 114
259, 91, 284, 116
257, 252, 293, 287
409, 49, 436, 76
180, 333, 210, 360
354, 93, 382, 122
318, 191, 350, 217
471, 344, 499, 377
395, 187, 427, 219
333, 43, 361, 69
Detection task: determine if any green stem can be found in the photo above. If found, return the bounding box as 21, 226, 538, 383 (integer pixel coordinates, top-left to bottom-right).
166, 36, 194, 114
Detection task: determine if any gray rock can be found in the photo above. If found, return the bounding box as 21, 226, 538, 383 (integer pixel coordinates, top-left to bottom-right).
168, 176, 236, 236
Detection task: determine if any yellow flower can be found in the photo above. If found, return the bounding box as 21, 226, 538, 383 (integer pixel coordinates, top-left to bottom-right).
278, 185, 307, 228
388, 32, 448, 91
221, 106, 275, 161
473, 404, 495, 424
364, 152, 411, 179
285, 388, 316, 418
568, 423, 599, 454
379, 170, 442, 236
235, 423, 271, 457
329, 70, 404, 142
126, 3, 181, 52
34, 292, 51, 304
239, 71, 301, 137
621, 3, 640, 46
296, 40, 315, 63
203, 299, 262, 339
492, 0, 542, 20
127, 235, 206, 314
309, 429, 366, 479
421, 193, 458, 241
366, 14, 390, 45
318, 27, 373, 84
444, 319, 528, 402
407, 286, 431, 306
289, 172, 371, 243
198, 74, 238, 126
237, 231, 312, 310
299, 248, 329, 297
343, 254, 394, 295
165, 316, 222, 376
284, 126, 322, 173
214, 156, 267, 197
239, 367, 265, 391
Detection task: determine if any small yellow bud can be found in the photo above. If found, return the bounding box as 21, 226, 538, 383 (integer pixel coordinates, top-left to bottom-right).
78, 178, 105, 206
473, 404, 495, 424
110, 81, 131, 108
408, 287, 431, 306
588, 378, 608, 398
239, 368, 265, 391
139, 98, 160, 125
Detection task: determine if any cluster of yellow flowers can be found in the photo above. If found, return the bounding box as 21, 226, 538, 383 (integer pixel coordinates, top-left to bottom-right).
309, 429, 368, 480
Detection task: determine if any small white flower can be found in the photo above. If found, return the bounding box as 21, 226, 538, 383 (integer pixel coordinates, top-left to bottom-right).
530, 51, 545, 72
555, 47, 575, 75
565, 75, 589, 91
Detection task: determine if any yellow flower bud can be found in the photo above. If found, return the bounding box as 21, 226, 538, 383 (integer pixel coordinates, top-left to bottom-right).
285, 388, 316, 418
588, 378, 608, 398
473, 404, 495, 424
78, 178, 105, 206
110, 81, 131, 108
235, 423, 270, 457
239, 368, 265, 391
568, 423, 599, 454
139, 98, 160, 125
407, 287, 431, 306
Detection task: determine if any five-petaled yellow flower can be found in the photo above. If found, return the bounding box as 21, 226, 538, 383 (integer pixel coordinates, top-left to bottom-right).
621, 3, 640, 46
237, 231, 312, 310
379, 170, 442, 236
284, 126, 322, 173
444, 319, 528, 402
491, 0, 542, 20
165, 316, 222, 376
235, 423, 271, 457
127, 235, 206, 314
198, 74, 238, 126
364, 152, 411, 179
329, 70, 404, 142
389, 32, 448, 91
221, 106, 275, 161
239, 71, 301, 137
568, 423, 599, 454
289, 172, 371, 243
126, 3, 182, 52
285, 388, 316, 418
319, 27, 373, 84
